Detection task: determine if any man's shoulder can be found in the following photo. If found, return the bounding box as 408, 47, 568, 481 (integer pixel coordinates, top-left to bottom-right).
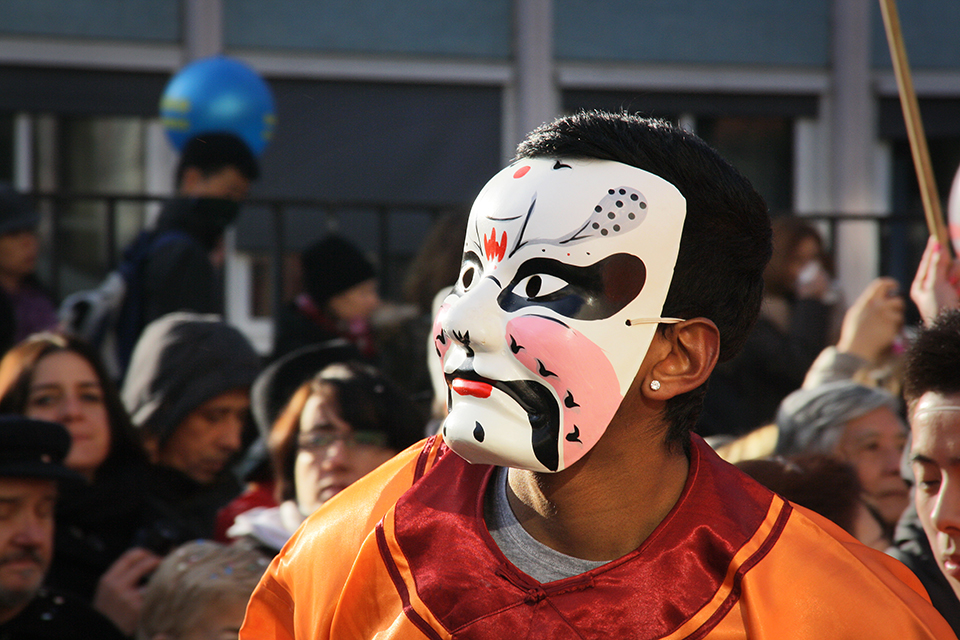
737, 503, 957, 637
0, 589, 125, 640
775, 503, 917, 579
143, 230, 207, 268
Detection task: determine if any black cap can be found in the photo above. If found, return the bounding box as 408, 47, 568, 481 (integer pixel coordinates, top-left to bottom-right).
0, 415, 85, 483
0, 184, 39, 236
122, 313, 262, 446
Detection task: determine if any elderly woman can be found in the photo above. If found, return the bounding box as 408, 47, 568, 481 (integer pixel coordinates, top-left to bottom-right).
775, 380, 909, 547
136, 540, 269, 640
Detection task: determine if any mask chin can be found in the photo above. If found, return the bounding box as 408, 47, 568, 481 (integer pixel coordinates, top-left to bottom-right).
442, 389, 562, 472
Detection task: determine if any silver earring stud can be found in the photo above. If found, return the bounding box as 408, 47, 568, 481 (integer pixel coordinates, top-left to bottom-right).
649, 380, 661, 391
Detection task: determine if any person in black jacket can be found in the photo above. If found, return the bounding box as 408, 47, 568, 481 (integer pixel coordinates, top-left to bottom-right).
143, 130, 259, 324
114, 133, 259, 377
121, 312, 261, 543
699, 215, 838, 437
271, 234, 381, 363
896, 308, 960, 637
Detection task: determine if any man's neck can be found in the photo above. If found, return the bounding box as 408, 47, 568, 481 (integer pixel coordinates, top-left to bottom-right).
0, 273, 20, 294
505, 418, 689, 562
0, 597, 33, 626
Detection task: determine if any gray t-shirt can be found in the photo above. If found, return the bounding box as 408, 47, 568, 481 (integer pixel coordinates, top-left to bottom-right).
485, 467, 607, 583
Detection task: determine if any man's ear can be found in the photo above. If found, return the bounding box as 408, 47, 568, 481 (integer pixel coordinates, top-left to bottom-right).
642, 318, 720, 400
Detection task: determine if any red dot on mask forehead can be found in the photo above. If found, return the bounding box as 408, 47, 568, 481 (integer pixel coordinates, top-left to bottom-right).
513, 166, 531, 179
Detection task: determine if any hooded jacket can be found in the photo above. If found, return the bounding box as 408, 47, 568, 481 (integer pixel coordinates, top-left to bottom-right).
122, 312, 261, 540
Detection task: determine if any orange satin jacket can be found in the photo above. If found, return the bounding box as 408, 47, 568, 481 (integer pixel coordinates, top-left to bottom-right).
241, 435, 957, 639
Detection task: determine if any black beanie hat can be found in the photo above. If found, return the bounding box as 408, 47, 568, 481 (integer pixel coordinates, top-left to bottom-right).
301, 235, 376, 306
250, 339, 360, 438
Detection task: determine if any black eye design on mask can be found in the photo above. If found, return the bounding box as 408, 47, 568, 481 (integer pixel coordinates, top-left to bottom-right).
498, 254, 646, 320
517, 273, 567, 299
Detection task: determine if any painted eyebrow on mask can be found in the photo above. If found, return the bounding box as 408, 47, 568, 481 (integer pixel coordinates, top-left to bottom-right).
497, 253, 646, 320
507, 197, 536, 259
467, 219, 483, 254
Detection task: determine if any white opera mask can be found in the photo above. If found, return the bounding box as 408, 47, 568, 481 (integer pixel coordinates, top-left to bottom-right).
434, 158, 686, 472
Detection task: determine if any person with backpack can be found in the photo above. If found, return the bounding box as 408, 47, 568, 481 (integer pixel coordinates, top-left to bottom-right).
60, 132, 259, 380
129, 133, 259, 366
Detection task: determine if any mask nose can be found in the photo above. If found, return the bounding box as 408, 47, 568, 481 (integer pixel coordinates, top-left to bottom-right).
441, 278, 503, 354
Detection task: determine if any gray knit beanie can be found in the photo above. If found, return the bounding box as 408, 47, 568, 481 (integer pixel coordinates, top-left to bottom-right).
121, 312, 261, 445
774, 380, 902, 456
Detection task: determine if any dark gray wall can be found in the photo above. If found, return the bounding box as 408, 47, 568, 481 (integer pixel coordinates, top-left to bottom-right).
3, 0, 179, 41
556, 0, 831, 66
251, 79, 502, 204
871, 0, 960, 69
224, 0, 512, 57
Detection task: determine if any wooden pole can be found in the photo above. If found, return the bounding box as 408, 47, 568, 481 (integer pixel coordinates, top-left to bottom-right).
878, 0, 949, 249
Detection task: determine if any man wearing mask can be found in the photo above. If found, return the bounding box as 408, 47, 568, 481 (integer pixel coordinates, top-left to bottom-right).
242, 112, 954, 639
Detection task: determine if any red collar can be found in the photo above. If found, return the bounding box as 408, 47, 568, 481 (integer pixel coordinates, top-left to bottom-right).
386, 436, 788, 638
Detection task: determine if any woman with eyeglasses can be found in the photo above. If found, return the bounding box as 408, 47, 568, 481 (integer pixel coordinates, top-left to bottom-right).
226, 360, 425, 554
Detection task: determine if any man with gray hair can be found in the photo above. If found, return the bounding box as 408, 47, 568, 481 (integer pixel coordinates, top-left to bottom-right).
776, 380, 909, 545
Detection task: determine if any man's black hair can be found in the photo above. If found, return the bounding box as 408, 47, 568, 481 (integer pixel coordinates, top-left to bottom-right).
174, 132, 260, 186
516, 110, 772, 450
903, 308, 960, 409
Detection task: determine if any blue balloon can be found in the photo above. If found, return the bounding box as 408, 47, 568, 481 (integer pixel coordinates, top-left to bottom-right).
159, 55, 276, 156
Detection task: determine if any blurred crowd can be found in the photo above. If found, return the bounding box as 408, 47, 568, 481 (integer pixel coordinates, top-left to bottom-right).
0, 134, 459, 639
1, 129, 960, 639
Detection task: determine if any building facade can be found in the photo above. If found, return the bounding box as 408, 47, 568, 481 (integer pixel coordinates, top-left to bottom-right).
1, 0, 958, 350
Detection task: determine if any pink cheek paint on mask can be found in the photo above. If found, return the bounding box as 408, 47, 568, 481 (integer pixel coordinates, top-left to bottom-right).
507, 316, 623, 469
